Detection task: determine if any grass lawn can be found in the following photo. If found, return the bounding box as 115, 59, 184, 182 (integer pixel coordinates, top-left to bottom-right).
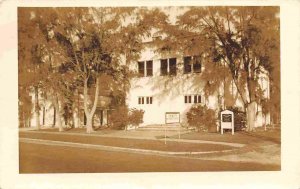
171, 128, 281, 144
20, 131, 237, 152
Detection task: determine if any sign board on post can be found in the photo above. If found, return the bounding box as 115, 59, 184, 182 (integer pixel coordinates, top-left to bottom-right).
220, 110, 234, 135
165, 112, 180, 124
165, 112, 181, 142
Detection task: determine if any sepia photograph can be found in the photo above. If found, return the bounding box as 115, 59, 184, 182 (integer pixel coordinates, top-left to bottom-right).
17, 6, 281, 173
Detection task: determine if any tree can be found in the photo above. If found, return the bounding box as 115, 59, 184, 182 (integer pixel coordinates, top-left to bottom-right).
30, 7, 166, 133
159, 7, 280, 131
18, 8, 50, 130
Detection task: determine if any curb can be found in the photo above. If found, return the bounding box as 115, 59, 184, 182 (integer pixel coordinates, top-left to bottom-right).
19, 130, 245, 148
19, 138, 237, 156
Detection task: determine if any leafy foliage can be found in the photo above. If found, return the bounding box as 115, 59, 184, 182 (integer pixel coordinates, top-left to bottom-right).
109, 106, 129, 130
186, 105, 217, 132
128, 108, 145, 127
226, 106, 246, 131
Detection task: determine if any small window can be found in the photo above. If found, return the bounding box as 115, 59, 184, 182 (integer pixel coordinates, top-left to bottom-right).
194, 95, 201, 103
146, 60, 153, 76
169, 58, 177, 76
193, 56, 201, 73
184, 56, 192, 74
194, 95, 198, 103
138, 62, 144, 76
184, 95, 192, 103
139, 96, 152, 105
138, 97, 144, 104
161, 59, 168, 76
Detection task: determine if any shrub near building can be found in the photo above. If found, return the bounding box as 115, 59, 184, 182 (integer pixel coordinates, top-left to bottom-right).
109, 106, 144, 130
186, 105, 217, 132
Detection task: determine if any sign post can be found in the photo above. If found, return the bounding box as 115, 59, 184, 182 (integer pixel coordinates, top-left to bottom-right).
220, 110, 234, 135
165, 112, 181, 143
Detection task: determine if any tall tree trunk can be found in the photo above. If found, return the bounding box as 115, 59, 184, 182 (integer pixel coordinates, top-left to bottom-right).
246, 101, 256, 132
42, 106, 45, 126
53, 107, 56, 127
77, 90, 81, 128
34, 86, 40, 130
84, 77, 100, 134
53, 94, 63, 132
86, 115, 93, 133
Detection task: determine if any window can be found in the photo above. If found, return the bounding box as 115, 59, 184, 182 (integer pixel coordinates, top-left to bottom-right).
138, 60, 153, 77
184, 95, 192, 103
184, 56, 192, 73
160, 58, 177, 76
169, 58, 177, 75
194, 95, 201, 103
139, 96, 152, 105
146, 96, 153, 104
138, 61, 144, 76
185, 95, 201, 103
183, 56, 201, 74
146, 61, 153, 76
193, 56, 201, 73
160, 59, 168, 76
138, 97, 144, 104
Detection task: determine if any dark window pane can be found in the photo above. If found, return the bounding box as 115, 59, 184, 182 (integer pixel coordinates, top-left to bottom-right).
194, 95, 197, 103
138, 97, 141, 104
198, 95, 201, 103
193, 56, 201, 73
138, 61, 144, 76
150, 97, 152, 104
160, 59, 168, 76
146, 61, 153, 76
188, 96, 191, 103
184, 96, 187, 103
146, 97, 149, 104
141, 97, 144, 104
169, 58, 177, 76
184, 56, 192, 74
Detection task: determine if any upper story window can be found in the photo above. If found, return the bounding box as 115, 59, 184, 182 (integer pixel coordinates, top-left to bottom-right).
138, 60, 153, 77
138, 61, 144, 76
160, 58, 177, 76
184, 56, 192, 73
184, 55, 201, 74
146, 61, 153, 76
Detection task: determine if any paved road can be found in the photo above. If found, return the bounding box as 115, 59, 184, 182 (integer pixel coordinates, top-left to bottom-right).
19, 142, 280, 173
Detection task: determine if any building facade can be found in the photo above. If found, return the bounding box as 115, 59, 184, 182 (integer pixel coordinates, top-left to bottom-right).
126, 44, 271, 128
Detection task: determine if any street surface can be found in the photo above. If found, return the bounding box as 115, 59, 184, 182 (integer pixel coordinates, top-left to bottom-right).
19, 140, 280, 173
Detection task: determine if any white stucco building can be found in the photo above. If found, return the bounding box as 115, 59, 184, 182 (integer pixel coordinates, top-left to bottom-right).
126, 43, 271, 127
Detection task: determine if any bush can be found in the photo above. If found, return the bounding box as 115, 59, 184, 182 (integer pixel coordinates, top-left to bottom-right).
225, 106, 246, 131
186, 105, 217, 132
109, 106, 129, 130
109, 107, 144, 130
128, 108, 144, 129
